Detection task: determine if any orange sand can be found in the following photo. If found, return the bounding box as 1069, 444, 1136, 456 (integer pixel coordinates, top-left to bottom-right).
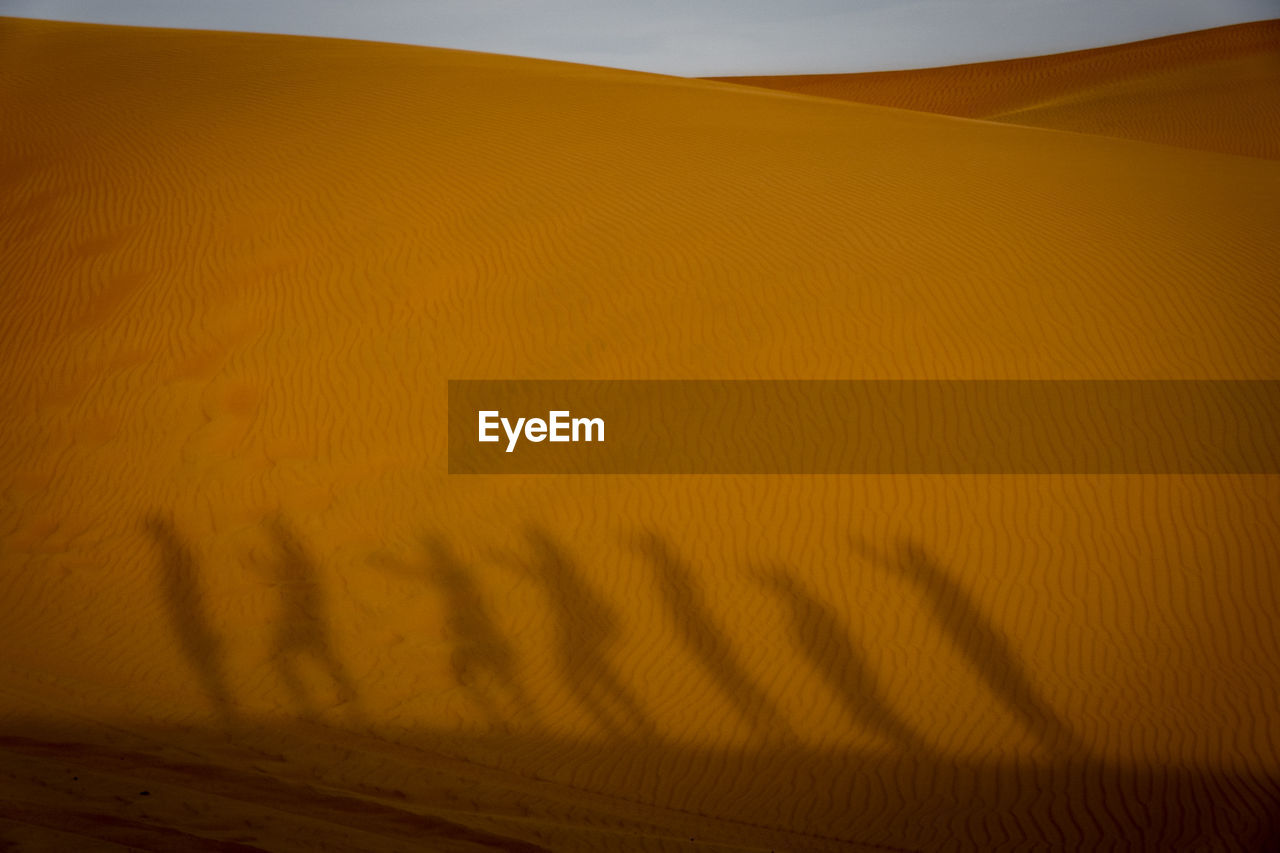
2, 16, 1280, 851
714, 19, 1280, 159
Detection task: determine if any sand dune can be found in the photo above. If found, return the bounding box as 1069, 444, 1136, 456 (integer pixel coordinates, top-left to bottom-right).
713, 20, 1280, 159
2, 16, 1280, 851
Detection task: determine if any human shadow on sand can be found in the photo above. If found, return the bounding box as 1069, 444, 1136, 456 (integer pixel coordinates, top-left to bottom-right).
505, 526, 654, 740
108, 519, 1280, 849
143, 512, 235, 724
754, 565, 934, 754
632, 530, 795, 742
852, 535, 1082, 754
376, 534, 540, 727
263, 514, 361, 720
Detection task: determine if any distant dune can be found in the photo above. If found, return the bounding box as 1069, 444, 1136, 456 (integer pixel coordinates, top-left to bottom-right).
2, 16, 1279, 851
713, 19, 1280, 159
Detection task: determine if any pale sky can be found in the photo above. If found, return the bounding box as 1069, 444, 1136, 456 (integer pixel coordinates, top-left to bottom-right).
1, 0, 1276, 75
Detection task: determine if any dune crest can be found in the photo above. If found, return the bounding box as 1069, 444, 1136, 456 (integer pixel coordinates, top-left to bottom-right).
712, 19, 1280, 159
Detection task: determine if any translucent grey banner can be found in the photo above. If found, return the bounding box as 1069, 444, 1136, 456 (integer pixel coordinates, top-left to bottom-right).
448, 380, 1280, 474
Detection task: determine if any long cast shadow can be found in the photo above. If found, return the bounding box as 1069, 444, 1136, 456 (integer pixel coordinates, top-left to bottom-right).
28, 519, 1280, 849
143, 513, 235, 723
515, 527, 653, 740
408, 535, 539, 727
265, 515, 360, 719
853, 535, 1081, 754
756, 567, 933, 754
632, 531, 794, 741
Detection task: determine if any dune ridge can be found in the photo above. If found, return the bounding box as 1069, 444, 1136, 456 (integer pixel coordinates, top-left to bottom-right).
711, 19, 1280, 159
2, 16, 1279, 851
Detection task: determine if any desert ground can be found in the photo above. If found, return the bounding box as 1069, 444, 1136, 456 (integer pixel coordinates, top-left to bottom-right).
2, 16, 1279, 851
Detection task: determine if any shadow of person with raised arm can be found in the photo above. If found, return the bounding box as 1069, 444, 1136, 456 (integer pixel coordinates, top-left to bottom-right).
755, 567, 932, 754
632, 531, 795, 742
514, 527, 653, 740
265, 514, 360, 720
852, 535, 1081, 755
143, 513, 235, 724
381, 534, 540, 728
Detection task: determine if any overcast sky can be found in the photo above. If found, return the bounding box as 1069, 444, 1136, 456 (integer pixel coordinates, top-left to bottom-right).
2, 0, 1276, 75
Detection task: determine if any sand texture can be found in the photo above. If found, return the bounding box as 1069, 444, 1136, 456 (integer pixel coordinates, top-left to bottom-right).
713, 20, 1280, 159
2, 16, 1280, 851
